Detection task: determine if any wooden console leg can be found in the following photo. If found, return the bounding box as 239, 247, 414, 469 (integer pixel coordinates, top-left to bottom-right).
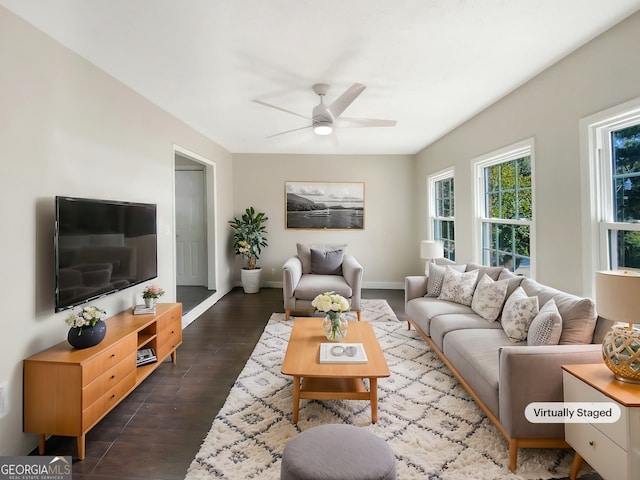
569, 452, 583, 480
38, 434, 46, 455
171, 350, 177, 364
76, 435, 86, 460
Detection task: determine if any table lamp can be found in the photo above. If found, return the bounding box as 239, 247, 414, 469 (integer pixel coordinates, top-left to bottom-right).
420, 240, 444, 275
595, 270, 640, 383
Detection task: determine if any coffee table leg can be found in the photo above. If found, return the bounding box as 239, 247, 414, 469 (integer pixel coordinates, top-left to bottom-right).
370, 377, 378, 423
292, 375, 301, 423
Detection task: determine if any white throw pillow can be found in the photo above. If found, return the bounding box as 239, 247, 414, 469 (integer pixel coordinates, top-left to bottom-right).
527, 299, 563, 346
426, 262, 466, 297
471, 274, 509, 322
501, 286, 539, 342
438, 267, 479, 306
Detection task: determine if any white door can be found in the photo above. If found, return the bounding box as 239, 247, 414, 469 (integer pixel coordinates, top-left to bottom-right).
176, 170, 207, 286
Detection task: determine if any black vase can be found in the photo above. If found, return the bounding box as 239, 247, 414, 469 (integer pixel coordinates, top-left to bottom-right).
67, 321, 107, 349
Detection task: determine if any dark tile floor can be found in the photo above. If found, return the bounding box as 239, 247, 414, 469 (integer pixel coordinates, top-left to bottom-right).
33, 287, 599, 480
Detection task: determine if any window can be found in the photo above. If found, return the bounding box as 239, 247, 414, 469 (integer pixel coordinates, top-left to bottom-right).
592, 115, 640, 270
581, 97, 640, 293
428, 169, 455, 261
474, 140, 535, 276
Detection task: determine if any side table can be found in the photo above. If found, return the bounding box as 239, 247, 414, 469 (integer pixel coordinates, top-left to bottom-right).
562, 363, 640, 480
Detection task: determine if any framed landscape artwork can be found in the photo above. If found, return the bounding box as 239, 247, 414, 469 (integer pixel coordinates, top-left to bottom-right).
285, 181, 365, 230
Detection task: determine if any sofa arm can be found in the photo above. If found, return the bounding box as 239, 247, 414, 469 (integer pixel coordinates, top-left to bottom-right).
282, 257, 303, 303
405, 276, 428, 308
342, 254, 363, 311
498, 344, 602, 438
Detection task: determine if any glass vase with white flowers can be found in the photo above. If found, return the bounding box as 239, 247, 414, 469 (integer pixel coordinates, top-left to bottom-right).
312, 292, 351, 341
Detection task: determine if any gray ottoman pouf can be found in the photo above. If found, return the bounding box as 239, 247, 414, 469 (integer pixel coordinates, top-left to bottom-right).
281, 424, 396, 480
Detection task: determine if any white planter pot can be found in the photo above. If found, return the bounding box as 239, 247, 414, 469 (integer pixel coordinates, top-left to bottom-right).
241, 268, 262, 293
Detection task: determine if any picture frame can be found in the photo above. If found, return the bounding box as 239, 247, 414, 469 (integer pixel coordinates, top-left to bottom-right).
285, 181, 365, 230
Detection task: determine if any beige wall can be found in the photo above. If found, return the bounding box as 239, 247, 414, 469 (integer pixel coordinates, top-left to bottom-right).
231, 154, 417, 288
0, 7, 234, 455
415, 11, 640, 296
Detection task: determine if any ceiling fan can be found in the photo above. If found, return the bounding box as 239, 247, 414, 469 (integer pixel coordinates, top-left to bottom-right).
253, 83, 396, 138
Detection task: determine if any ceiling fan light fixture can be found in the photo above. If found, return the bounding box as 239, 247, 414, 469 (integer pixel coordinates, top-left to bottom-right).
313, 121, 333, 136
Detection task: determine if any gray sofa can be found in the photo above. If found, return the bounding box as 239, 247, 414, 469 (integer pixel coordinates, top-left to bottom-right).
405, 262, 612, 472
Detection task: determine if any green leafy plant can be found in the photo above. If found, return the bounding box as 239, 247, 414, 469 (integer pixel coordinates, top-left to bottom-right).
228, 207, 268, 270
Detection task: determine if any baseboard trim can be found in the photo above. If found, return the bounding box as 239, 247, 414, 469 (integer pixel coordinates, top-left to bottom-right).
261, 280, 404, 289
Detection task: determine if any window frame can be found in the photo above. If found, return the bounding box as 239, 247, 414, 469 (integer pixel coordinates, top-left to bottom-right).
427, 167, 455, 261
473, 138, 536, 277
581, 97, 640, 295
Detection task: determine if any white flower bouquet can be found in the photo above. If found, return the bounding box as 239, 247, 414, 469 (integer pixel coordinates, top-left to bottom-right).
312, 291, 350, 317
65, 306, 107, 335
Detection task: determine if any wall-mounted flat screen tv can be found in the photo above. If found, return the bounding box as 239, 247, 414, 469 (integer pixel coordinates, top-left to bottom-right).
55, 196, 158, 312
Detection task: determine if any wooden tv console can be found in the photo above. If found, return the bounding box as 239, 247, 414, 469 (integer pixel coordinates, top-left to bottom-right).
23, 303, 182, 460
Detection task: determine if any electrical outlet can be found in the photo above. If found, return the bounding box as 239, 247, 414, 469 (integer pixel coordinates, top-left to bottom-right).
0, 381, 7, 418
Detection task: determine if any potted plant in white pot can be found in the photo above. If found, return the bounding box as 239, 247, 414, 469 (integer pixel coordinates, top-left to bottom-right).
228, 207, 268, 293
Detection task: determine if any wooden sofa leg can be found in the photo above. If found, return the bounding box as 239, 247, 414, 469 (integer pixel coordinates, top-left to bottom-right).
509, 439, 518, 472
285, 310, 291, 320
357, 310, 361, 321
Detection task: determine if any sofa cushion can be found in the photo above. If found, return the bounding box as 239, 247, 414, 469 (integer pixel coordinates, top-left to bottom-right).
527, 299, 563, 346
406, 297, 474, 337
471, 274, 509, 322
310, 248, 343, 275
521, 278, 597, 345
443, 329, 520, 418
294, 274, 352, 300
438, 268, 479, 306
426, 262, 466, 297
429, 312, 503, 351
465, 263, 506, 285
498, 269, 526, 298
501, 286, 539, 342
297, 243, 347, 274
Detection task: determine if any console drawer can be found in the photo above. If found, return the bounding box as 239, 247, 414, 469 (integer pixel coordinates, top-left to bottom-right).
83, 335, 137, 384
82, 352, 136, 407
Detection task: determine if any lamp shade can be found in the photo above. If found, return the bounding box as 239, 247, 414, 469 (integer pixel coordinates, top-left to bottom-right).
595, 270, 640, 324
420, 240, 444, 260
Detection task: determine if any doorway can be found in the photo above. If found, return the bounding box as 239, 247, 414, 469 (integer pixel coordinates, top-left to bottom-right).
174, 149, 216, 314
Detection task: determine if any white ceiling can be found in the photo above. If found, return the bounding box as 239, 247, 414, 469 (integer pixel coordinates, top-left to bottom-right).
3, 0, 640, 155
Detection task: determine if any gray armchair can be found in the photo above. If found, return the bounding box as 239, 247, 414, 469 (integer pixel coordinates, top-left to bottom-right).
282, 244, 363, 320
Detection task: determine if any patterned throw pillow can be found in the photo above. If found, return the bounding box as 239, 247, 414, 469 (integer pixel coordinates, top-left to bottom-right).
438, 267, 479, 306
471, 274, 509, 322
426, 262, 466, 297
527, 299, 563, 346
501, 286, 539, 342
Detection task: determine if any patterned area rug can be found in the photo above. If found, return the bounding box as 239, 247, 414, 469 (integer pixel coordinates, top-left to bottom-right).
185, 302, 576, 480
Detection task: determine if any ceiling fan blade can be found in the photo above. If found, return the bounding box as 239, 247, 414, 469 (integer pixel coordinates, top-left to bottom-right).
335, 117, 397, 128
267, 125, 313, 138
327, 83, 366, 118
253, 99, 310, 120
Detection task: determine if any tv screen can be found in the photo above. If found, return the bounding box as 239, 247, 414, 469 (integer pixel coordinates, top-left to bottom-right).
55, 196, 158, 312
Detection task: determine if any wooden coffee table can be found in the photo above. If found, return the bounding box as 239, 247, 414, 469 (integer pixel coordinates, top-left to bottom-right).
281, 317, 390, 423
